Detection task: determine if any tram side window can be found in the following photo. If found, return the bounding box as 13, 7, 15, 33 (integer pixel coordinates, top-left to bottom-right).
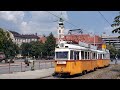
77, 51, 79, 60
98, 54, 99, 59
81, 51, 84, 60
98, 54, 100, 59
74, 51, 79, 60
95, 53, 97, 59
102, 54, 105, 59
100, 54, 102, 59
86, 52, 90, 60
70, 50, 73, 60
93, 52, 96, 59
105, 54, 107, 59
85, 52, 87, 59
87, 52, 89, 59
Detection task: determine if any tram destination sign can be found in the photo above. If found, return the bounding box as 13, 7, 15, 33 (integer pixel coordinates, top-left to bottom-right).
57, 61, 66, 64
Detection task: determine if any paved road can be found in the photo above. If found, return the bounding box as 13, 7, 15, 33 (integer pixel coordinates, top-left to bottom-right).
0, 60, 54, 74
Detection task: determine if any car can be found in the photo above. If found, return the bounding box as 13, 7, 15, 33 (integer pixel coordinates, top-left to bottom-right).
24, 58, 34, 64
46, 56, 54, 60
6, 58, 15, 63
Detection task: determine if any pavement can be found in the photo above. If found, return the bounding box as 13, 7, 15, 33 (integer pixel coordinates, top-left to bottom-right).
0, 68, 54, 79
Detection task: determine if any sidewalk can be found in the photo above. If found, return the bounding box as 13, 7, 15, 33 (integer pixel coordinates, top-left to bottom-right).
0, 68, 54, 79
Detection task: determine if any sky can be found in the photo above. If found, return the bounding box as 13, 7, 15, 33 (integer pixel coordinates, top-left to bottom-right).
0, 11, 119, 37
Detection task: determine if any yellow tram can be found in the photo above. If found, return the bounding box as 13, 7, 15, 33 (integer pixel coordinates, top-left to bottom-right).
53, 41, 110, 76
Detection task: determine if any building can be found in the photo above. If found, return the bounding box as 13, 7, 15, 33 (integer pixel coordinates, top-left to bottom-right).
57, 18, 64, 42
39, 35, 47, 43
101, 32, 120, 50
56, 17, 104, 50
62, 34, 105, 49
9, 31, 39, 46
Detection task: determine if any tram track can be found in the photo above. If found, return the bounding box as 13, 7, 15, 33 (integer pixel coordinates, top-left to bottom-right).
40, 64, 120, 79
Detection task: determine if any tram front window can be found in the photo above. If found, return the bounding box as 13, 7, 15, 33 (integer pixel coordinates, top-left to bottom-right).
56, 51, 68, 60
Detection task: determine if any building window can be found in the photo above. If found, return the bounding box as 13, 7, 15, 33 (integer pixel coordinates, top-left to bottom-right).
59, 35, 61, 38
59, 30, 61, 33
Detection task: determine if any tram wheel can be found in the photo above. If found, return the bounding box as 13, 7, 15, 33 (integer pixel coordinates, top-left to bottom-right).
94, 68, 96, 71
82, 71, 86, 75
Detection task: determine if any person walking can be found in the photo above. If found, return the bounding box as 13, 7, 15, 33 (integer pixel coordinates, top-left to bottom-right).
115, 54, 118, 64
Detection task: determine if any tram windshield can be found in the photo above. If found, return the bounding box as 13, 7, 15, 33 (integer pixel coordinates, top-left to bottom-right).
55, 51, 68, 60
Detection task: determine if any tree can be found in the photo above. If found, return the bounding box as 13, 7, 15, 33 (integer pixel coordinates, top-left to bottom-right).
44, 32, 56, 58
30, 41, 44, 59
106, 44, 118, 59
111, 12, 120, 38
0, 28, 19, 59
20, 43, 32, 57
20, 41, 44, 59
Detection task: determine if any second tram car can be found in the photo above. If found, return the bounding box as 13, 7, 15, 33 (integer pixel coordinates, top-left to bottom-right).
54, 41, 110, 76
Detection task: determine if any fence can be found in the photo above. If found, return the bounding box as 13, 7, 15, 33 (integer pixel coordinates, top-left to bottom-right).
0, 60, 55, 74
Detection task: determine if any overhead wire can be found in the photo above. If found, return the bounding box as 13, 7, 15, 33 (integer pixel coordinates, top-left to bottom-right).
98, 11, 112, 27
46, 11, 84, 33
46, 11, 92, 44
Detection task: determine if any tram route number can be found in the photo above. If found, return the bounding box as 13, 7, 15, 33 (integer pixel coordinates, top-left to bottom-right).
57, 61, 66, 64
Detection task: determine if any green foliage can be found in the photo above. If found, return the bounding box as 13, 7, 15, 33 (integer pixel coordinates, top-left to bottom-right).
106, 45, 118, 59
30, 41, 44, 58
0, 28, 19, 59
20, 32, 56, 59
111, 12, 120, 38
44, 32, 56, 57
20, 43, 32, 57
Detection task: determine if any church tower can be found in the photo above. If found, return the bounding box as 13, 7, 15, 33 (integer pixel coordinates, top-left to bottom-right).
57, 17, 65, 43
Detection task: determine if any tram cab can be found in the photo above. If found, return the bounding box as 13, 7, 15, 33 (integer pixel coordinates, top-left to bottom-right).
54, 41, 94, 75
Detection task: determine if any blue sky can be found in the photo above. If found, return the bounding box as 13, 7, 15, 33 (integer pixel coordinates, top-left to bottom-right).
65, 11, 119, 36
0, 11, 119, 37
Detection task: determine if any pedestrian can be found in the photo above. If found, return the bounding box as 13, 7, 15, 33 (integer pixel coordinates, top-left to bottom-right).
115, 54, 118, 64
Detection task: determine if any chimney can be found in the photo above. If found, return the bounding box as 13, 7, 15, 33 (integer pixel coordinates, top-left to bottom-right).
35, 33, 37, 36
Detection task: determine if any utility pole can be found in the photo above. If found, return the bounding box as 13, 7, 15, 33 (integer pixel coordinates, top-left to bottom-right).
94, 33, 95, 46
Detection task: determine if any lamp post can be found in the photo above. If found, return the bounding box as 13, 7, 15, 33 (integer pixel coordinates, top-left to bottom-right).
41, 52, 42, 59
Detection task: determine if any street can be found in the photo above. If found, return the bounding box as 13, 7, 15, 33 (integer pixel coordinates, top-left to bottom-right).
0, 59, 54, 74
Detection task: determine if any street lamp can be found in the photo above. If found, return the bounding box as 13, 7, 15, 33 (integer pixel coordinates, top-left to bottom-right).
41, 52, 42, 59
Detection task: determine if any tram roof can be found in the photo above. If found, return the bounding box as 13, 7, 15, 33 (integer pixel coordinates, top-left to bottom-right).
90, 49, 104, 53
56, 43, 88, 51
90, 49, 109, 54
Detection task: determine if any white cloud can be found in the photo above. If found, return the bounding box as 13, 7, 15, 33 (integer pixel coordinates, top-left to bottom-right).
0, 11, 68, 36
0, 11, 24, 23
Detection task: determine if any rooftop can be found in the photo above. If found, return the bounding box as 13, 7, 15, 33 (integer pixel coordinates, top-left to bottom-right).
9, 31, 39, 39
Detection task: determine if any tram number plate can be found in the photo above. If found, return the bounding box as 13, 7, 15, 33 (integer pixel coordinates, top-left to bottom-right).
57, 61, 66, 64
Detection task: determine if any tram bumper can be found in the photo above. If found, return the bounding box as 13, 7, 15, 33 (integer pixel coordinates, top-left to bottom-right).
55, 61, 71, 75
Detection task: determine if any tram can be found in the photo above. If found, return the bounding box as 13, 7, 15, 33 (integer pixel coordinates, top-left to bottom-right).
53, 41, 110, 76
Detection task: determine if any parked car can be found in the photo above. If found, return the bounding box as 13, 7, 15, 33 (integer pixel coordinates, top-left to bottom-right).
46, 56, 54, 60
5, 58, 15, 63
24, 58, 35, 64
